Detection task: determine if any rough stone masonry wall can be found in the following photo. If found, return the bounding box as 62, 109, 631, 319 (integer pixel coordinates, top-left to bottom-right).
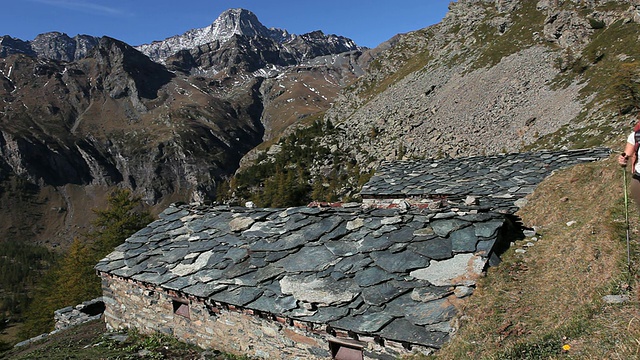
101, 274, 421, 359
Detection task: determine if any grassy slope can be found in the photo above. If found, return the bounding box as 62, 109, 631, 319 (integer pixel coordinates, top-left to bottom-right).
426, 156, 640, 359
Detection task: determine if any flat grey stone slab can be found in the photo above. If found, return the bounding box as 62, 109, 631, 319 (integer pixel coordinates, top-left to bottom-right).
299, 306, 349, 323
331, 310, 395, 333
403, 298, 457, 326
362, 281, 412, 306
249, 232, 307, 252
182, 282, 227, 298
369, 250, 430, 273
280, 274, 360, 305
210, 286, 263, 306
353, 266, 395, 287
408, 238, 453, 260
245, 294, 278, 314
380, 318, 449, 349
333, 254, 373, 274
410, 287, 454, 302
475, 220, 505, 238
430, 219, 471, 237
276, 246, 336, 272
450, 226, 478, 253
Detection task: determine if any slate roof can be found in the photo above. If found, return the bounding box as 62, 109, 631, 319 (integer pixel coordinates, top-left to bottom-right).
96, 204, 510, 349
360, 148, 611, 212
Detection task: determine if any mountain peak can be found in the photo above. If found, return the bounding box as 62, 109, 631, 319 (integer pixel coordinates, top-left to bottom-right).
136, 8, 296, 63
203, 7, 290, 44
215, 8, 262, 32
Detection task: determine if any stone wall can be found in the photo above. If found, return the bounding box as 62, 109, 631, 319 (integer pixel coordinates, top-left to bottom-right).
54, 298, 105, 331
14, 298, 105, 348
101, 273, 428, 359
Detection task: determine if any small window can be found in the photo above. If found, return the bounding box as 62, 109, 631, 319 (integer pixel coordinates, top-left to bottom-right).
329, 340, 364, 360
172, 299, 190, 319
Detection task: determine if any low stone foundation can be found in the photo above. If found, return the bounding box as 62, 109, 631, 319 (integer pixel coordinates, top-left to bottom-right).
14, 297, 105, 348
101, 274, 432, 359
54, 298, 105, 331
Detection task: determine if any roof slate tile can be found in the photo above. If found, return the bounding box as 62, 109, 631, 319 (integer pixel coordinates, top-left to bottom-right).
298, 306, 349, 323
361, 148, 610, 212
209, 286, 262, 306
353, 266, 395, 287
369, 250, 430, 274
408, 238, 453, 260
361, 281, 412, 306
331, 310, 395, 333
275, 246, 337, 272
380, 318, 449, 349
131, 271, 177, 285
450, 226, 479, 253
402, 298, 457, 326
249, 232, 307, 252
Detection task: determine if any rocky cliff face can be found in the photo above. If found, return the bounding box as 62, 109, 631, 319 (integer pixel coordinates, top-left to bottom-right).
0, 37, 267, 244
1, 36, 267, 196
30, 32, 99, 61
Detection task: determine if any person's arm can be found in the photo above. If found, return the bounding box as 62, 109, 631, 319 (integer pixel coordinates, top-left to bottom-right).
619, 142, 634, 166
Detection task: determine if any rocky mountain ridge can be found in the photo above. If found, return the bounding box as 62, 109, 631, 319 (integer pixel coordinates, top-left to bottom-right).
136, 8, 361, 66
4, 1, 640, 245
0, 8, 365, 247
0, 32, 99, 61
1, 35, 266, 199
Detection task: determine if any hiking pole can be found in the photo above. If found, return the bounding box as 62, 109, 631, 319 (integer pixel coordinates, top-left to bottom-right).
622, 154, 631, 271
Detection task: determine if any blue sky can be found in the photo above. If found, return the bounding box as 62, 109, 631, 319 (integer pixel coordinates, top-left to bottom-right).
2, 1, 453, 49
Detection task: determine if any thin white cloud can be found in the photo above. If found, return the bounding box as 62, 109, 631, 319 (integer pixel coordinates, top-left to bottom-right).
28, 0, 128, 16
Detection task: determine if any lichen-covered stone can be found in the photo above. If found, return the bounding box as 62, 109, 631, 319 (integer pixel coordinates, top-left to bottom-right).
410, 254, 485, 286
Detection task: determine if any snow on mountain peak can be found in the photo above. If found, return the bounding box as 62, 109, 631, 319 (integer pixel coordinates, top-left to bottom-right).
136, 8, 294, 63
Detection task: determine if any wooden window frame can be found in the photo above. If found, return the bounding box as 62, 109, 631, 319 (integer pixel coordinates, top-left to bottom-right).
329, 338, 364, 360
172, 299, 190, 319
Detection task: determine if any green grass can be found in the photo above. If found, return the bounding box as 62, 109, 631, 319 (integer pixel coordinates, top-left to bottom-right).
359, 34, 433, 101
470, 1, 546, 71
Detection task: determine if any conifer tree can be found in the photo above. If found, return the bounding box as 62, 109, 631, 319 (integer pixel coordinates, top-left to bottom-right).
311, 176, 326, 202
91, 189, 154, 257
19, 189, 152, 339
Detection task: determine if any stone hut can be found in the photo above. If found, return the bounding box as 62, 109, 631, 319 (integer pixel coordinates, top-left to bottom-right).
95, 147, 610, 359
360, 148, 611, 212
96, 204, 513, 359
